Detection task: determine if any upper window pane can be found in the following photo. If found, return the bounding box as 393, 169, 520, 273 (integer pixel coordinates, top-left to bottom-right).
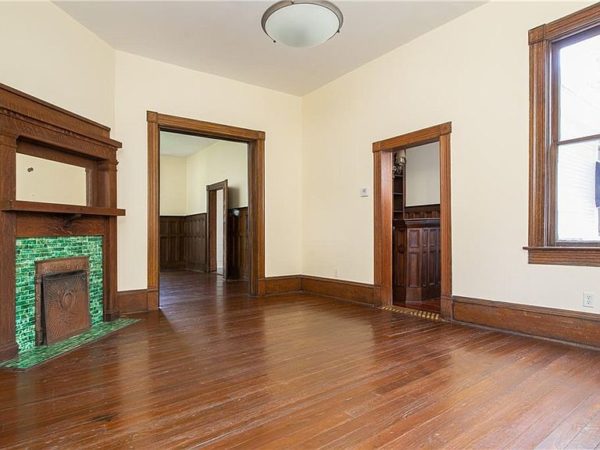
559, 30, 600, 141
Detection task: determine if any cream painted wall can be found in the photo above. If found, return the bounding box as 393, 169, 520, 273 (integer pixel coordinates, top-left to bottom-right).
0, 1, 114, 208
186, 140, 248, 215
16, 154, 87, 206
0, 2, 114, 127
302, 1, 599, 314
159, 155, 187, 216
115, 51, 303, 289
160, 140, 248, 216
405, 142, 440, 207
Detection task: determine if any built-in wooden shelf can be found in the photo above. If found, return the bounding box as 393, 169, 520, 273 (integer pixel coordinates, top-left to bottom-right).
0, 200, 125, 217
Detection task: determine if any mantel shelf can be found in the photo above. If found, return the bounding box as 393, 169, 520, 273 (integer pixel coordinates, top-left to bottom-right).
0, 200, 125, 217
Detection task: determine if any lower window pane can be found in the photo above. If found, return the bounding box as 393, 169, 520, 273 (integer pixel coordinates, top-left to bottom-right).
557, 140, 600, 242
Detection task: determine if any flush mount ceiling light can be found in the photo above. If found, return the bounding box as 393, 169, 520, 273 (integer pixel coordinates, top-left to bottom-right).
261, 0, 343, 48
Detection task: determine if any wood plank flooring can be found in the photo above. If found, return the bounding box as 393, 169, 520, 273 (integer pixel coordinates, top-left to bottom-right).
0, 270, 599, 448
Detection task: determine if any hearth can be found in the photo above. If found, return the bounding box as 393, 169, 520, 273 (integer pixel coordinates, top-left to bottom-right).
35, 257, 91, 346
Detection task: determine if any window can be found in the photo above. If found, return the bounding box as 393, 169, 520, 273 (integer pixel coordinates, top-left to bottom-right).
556, 29, 600, 243
528, 5, 600, 266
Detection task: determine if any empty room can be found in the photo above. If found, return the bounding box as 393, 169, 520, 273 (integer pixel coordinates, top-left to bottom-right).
1, 1, 600, 448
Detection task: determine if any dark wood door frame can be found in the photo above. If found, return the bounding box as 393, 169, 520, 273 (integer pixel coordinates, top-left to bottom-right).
147, 112, 265, 308
373, 122, 453, 319
206, 180, 228, 278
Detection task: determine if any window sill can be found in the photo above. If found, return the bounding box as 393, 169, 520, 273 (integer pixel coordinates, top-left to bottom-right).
524, 246, 600, 267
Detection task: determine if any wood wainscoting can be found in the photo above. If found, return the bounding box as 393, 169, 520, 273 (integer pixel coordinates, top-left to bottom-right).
453, 296, 600, 349
159, 208, 247, 276
160, 214, 208, 272
160, 216, 187, 270
184, 213, 208, 272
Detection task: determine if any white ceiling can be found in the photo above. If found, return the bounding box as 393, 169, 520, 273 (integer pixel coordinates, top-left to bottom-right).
55, 1, 483, 96
160, 131, 220, 157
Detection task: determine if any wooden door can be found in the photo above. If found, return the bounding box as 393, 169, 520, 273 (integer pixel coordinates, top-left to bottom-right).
206, 180, 228, 278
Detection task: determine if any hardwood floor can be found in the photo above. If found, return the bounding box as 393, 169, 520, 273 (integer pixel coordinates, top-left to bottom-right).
1, 271, 599, 448
159, 270, 248, 305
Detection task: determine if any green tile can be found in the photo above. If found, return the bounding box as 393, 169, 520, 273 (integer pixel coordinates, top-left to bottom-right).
0, 318, 138, 370
15, 236, 104, 351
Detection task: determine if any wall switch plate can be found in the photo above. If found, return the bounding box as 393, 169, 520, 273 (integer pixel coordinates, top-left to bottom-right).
360, 187, 369, 197
583, 292, 595, 308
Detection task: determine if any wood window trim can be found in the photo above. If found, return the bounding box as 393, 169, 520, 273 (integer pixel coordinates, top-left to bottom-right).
372, 122, 452, 319
527, 4, 600, 267
147, 112, 265, 308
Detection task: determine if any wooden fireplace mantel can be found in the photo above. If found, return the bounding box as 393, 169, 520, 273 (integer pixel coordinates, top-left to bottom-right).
0, 200, 125, 217
0, 83, 125, 361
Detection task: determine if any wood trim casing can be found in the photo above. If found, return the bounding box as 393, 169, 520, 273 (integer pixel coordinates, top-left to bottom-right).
527, 4, 600, 267
453, 296, 600, 349
147, 112, 265, 306
528, 3, 600, 45
372, 123, 451, 152
373, 123, 452, 319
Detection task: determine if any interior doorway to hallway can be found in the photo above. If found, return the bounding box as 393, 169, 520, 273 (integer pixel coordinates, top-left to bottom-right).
373, 123, 453, 320
158, 132, 247, 305
147, 112, 266, 309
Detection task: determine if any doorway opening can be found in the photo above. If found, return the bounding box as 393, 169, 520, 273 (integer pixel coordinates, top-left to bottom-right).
373, 123, 452, 320
147, 112, 265, 310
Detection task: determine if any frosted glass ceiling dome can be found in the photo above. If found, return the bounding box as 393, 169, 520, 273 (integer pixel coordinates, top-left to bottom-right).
261, 1, 343, 48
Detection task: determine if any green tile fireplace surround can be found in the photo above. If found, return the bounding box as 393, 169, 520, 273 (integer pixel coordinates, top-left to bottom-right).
15, 236, 104, 352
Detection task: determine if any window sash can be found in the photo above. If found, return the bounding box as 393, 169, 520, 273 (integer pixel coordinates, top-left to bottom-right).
548, 26, 600, 246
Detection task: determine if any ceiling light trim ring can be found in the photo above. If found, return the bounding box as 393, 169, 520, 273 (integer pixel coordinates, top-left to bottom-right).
261, 0, 344, 43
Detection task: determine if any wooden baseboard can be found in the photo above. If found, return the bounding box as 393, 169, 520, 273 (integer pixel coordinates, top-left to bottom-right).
300, 275, 376, 306
262, 275, 302, 295
453, 296, 600, 349
117, 289, 151, 314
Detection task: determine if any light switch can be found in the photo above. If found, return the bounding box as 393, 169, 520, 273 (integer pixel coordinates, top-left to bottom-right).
360, 187, 369, 197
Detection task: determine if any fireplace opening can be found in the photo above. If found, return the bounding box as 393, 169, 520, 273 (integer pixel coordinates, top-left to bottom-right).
35, 257, 91, 346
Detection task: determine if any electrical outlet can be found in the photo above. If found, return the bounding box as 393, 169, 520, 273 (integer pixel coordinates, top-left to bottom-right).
583, 292, 595, 308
